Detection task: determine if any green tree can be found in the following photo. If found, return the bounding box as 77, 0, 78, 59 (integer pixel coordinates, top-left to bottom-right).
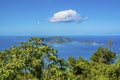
68, 56, 90, 80
90, 47, 116, 64
0, 37, 67, 80
107, 40, 113, 48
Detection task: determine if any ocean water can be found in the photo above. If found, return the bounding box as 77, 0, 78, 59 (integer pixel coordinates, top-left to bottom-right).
0, 36, 120, 60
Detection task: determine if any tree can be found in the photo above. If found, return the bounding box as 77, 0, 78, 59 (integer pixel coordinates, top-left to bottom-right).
107, 40, 113, 49
0, 37, 67, 80
90, 47, 116, 64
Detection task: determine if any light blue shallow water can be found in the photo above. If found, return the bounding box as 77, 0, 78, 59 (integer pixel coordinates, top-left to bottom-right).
0, 36, 120, 60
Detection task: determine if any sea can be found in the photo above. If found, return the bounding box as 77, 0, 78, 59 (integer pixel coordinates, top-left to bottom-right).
0, 36, 120, 60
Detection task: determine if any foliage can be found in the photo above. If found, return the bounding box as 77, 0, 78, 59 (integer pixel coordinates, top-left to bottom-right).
107, 40, 113, 48
0, 37, 67, 80
0, 37, 120, 80
90, 47, 116, 64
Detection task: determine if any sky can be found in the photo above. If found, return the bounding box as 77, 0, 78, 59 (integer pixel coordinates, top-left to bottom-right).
0, 0, 120, 36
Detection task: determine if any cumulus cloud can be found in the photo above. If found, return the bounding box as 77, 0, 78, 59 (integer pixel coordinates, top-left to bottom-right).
49, 9, 88, 23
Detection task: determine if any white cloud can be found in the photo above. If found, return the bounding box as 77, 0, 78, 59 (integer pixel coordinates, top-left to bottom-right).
49, 9, 88, 23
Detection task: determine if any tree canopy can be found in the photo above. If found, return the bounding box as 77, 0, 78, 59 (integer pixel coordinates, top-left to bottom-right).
90, 47, 116, 64
0, 37, 120, 80
0, 37, 67, 80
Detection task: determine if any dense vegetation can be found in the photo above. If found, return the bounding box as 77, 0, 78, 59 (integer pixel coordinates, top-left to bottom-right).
0, 37, 120, 80
45, 36, 72, 44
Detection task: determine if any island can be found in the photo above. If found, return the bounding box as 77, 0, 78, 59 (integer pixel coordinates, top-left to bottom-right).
45, 36, 72, 44
80, 41, 103, 46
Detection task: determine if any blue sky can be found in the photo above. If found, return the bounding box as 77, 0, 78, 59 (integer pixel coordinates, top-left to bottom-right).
0, 0, 120, 36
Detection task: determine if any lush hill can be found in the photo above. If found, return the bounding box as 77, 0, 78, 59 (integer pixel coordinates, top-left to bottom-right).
45, 36, 72, 44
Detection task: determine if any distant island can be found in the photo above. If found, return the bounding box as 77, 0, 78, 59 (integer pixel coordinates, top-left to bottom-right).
45, 36, 72, 44
80, 41, 103, 46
